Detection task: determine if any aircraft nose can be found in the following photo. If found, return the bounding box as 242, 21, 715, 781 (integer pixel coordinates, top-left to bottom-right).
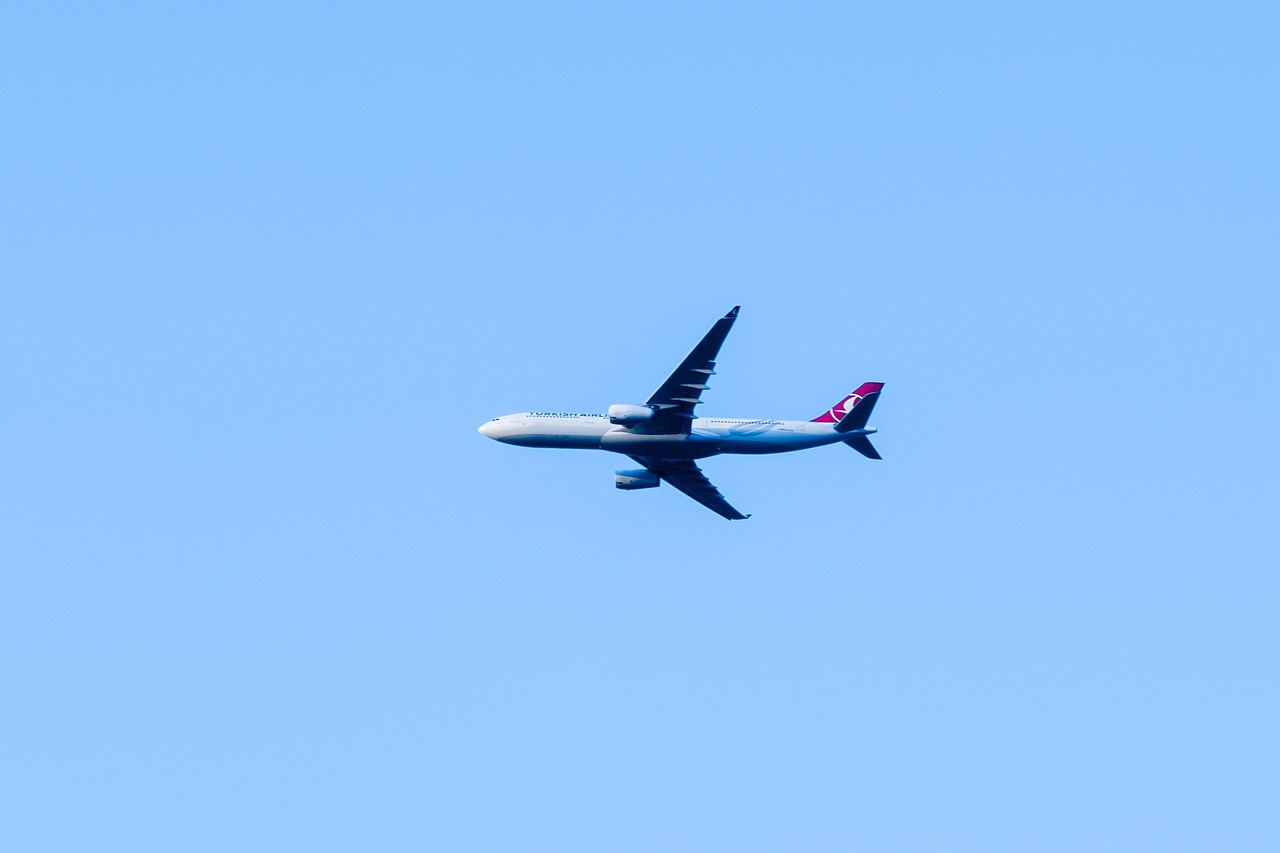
478, 419, 500, 439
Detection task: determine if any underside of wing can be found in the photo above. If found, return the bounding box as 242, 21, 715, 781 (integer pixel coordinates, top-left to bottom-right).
644, 306, 739, 434
631, 456, 750, 520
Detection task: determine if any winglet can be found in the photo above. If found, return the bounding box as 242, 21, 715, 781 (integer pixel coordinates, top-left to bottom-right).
725, 305, 740, 319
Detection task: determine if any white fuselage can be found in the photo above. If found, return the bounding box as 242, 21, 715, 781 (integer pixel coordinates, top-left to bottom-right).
478, 412, 874, 460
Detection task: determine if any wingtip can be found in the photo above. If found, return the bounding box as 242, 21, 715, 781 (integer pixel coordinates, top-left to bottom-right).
726, 305, 740, 318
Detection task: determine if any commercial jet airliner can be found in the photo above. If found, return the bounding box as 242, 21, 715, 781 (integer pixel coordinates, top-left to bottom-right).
478, 306, 883, 520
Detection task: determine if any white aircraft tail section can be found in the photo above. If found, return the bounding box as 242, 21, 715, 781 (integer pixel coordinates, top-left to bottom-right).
813, 381, 884, 459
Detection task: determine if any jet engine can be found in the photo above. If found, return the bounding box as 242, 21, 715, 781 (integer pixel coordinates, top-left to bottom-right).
607, 404, 656, 425
615, 469, 660, 490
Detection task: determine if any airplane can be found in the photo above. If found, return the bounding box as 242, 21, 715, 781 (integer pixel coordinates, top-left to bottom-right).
478, 306, 883, 520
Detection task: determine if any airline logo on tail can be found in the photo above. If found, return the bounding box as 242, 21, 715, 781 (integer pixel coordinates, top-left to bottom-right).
811, 382, 885, 424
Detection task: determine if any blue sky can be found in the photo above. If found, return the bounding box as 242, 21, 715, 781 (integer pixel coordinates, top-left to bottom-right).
3, 3, 1278, 850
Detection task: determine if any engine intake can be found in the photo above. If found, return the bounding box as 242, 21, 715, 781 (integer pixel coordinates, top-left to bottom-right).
607, 404, 655, 425
615, 469, 660, 490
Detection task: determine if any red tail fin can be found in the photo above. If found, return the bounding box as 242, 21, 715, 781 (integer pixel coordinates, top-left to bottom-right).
812, 382, 884, 424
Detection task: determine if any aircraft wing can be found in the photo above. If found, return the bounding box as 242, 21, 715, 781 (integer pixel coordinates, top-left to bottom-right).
631, 456, 750, 520
644, 306, 739, 434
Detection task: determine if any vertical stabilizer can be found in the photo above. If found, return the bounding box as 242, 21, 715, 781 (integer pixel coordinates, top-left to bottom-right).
812, 382, 884, 424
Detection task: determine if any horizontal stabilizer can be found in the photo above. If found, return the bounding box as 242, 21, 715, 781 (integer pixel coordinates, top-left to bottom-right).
844, 435, 882, 460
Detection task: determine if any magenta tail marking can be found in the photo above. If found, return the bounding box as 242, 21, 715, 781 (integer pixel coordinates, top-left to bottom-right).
812, 382, 885, 423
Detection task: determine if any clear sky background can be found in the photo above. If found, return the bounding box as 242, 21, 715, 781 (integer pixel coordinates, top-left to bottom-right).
3, 3, 1278, 851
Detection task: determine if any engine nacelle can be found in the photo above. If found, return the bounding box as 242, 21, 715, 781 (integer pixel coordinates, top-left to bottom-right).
607, 404, 656, 425
615, 469, 660, 490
